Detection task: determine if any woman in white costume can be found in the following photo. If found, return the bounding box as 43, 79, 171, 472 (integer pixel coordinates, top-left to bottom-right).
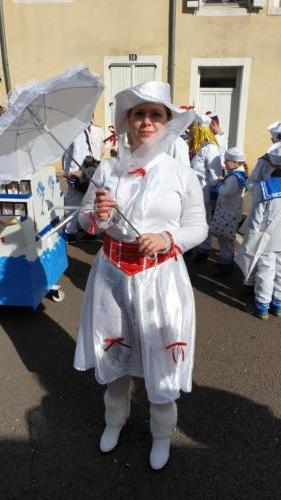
74, 81, 208, 470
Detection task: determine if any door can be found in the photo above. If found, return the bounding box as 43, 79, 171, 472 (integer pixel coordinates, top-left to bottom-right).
197, 87, 238, 146
108, 63, 157, 126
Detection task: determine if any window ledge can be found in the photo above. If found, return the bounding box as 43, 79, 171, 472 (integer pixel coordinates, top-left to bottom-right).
268, 7, 281, 13
195, 4, 251, 15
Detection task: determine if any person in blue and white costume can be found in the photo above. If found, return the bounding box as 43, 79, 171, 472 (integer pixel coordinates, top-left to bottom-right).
210, 147, 248, 276
246, 120, 281, 197
73, 81, 208, 470
241, 120, 281, 290
246, 142, 281, 320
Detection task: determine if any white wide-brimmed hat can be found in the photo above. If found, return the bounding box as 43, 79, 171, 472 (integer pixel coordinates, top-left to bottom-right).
194, 112, 212, 127
225, 147, 245, 162
114, 81, 192, 135
268, 120, 281, 142
268, 142, 281, 166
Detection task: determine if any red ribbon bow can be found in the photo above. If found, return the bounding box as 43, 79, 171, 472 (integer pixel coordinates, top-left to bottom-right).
165, 342, 187, 363
128, 168, 146, 177
103, 125, 117, 147
104, 337, 132, 351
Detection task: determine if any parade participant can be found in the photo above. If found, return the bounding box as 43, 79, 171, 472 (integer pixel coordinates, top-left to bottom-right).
73, 81, 208, 470
242, 142, 281, 320
189, 114, 222, 262
241, 120, 281, 291
246, 120, 281, 195
207, 112, 228, 168
210, 147, 248, 276
63, 114, 105, 242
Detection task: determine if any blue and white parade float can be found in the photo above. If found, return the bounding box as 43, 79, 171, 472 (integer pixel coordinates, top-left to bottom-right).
0, 166, 69, 308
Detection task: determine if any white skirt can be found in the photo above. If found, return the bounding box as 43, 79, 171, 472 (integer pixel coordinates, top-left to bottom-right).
74, 249, 196, 404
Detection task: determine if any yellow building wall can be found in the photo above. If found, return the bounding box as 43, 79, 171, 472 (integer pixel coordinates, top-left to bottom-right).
0, 0, 169, 125
175, 5, 281, 168
0, 0, 280, 168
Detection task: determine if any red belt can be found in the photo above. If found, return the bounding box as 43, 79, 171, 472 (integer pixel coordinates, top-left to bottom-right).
103, 233, 180, 276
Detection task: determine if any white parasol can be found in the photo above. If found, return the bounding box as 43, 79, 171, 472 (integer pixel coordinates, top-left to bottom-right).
0, 64, 104, 182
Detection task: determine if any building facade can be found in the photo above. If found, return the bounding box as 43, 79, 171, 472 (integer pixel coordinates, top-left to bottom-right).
0, 0, 280, 167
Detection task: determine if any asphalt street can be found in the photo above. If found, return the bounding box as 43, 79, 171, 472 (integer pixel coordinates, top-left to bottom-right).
1, 239, 281, 500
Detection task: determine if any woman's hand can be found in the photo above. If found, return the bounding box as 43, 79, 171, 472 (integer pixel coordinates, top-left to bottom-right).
137, 233, 167, 257
94, 188, 117, 221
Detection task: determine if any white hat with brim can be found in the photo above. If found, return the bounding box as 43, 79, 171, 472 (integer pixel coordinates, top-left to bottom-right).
268, 142, 281, 166
114, 81, 193, 135
193, 112, 212, 128
268, 120, 281, 142
225, 147, 245, 162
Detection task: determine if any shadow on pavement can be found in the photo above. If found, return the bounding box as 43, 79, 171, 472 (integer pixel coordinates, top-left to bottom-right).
0, 303, 281, 500
64, 254, 92, 291
185, 250, 251, 313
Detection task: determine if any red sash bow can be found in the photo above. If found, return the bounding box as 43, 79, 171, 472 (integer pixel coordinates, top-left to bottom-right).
103, 234, 181, 276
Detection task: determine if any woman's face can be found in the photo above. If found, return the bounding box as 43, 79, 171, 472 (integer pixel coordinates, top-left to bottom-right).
127, 103, 169, 150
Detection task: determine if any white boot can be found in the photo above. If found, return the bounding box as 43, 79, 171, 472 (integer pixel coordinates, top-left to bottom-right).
149, 402, 177, 470
100, 390, 130, 453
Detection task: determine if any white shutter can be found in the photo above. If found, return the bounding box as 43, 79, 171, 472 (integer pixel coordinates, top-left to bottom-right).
133, 64, 157, 85
109, 64, 132, 100
198, 88, 235, 145
109, 65, 132, 124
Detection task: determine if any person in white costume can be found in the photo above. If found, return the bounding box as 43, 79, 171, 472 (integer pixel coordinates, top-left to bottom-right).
241, 120, 281, 290
189, 114, 222, 262
208, 112, 228, 168
241, 142, 281, 320
63, 116, 105, 239
168, 136, 191, 167
73, 81, 208, 470
246, 120, 281, 196
210, 147, 248, 276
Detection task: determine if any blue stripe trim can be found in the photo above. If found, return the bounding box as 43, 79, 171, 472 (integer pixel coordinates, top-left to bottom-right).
226, 171, 247, 189
35, 216, 60, 241
260, 179, 281, 201
0, 193, 32, 200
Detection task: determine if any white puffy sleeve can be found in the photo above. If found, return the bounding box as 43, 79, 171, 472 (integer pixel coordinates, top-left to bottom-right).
170, 170, 208, 252
168, 138, 191, 168
205, 143, 223, 186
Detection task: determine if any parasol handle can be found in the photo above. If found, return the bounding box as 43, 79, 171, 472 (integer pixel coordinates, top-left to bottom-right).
44, 125, 140, 237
